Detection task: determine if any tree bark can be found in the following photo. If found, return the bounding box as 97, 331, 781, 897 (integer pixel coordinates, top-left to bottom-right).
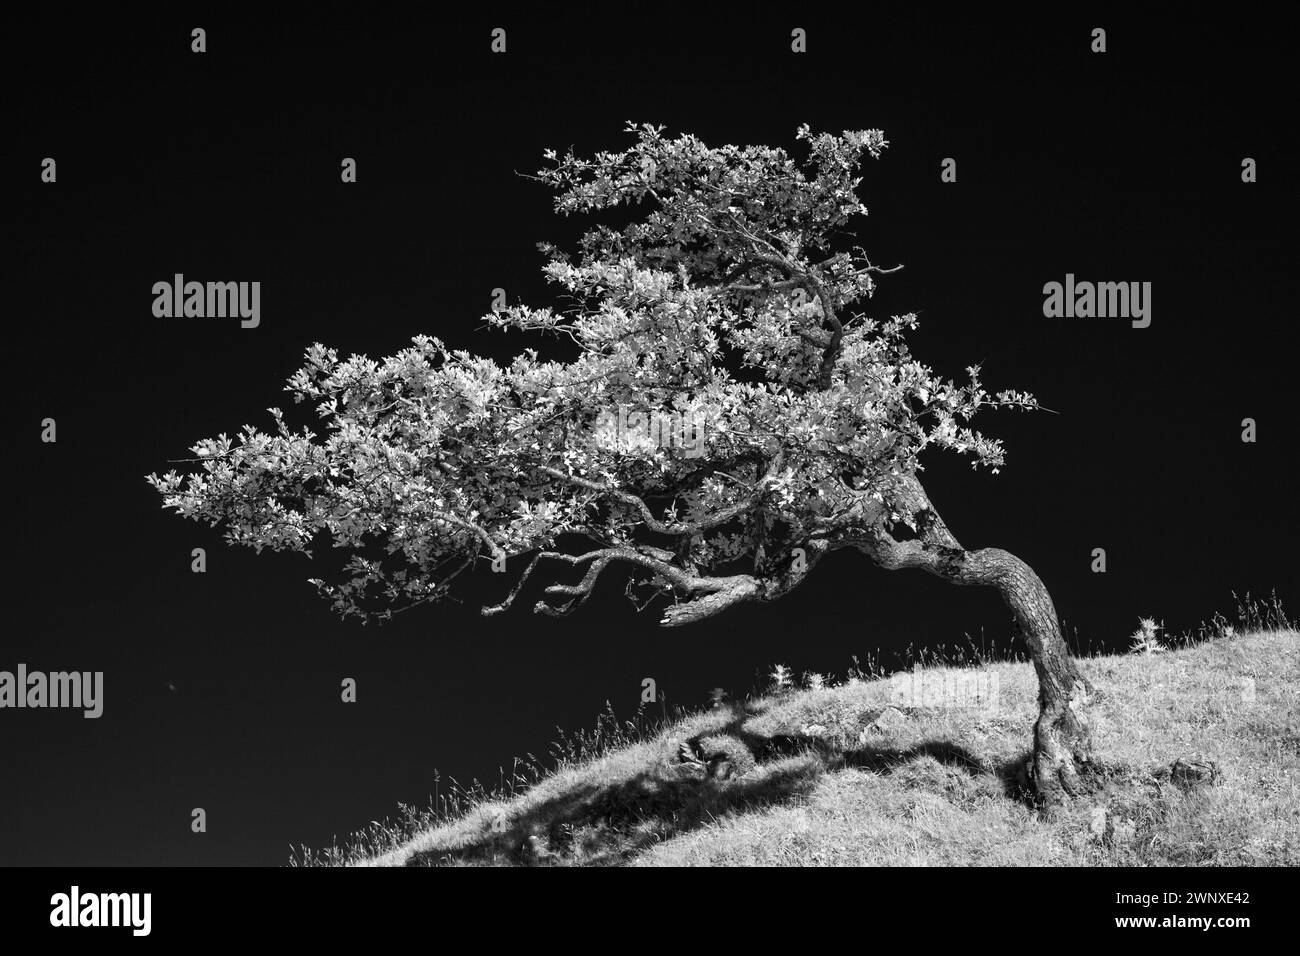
854, 475, 1094, 806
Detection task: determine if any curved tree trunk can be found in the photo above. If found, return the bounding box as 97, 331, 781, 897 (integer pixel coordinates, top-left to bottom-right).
853, 475, 1094, 806
947, 547, 1094, 803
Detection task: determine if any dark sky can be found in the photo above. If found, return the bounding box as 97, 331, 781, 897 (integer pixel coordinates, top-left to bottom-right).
5, 11, 1296, 865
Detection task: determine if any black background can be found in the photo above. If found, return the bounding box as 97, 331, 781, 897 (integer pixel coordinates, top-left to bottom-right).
5, 9, 1296, 866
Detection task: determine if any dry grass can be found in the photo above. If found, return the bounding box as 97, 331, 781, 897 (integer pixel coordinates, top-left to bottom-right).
314, 618, 1297, 867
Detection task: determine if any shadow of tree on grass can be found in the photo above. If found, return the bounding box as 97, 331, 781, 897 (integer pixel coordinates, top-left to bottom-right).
404, 697, 1041, 866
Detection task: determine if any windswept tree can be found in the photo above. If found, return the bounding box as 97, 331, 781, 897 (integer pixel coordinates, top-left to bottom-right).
148, 122, 1094, 804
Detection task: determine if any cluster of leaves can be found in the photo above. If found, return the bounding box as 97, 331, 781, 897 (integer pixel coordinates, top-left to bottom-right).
148, 122, 1037, 622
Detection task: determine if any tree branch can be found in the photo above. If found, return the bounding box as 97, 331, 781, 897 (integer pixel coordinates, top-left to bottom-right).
536, 454, 784, 537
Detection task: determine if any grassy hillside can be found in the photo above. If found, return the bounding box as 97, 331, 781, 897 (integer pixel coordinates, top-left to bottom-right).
311, 623, 1298, 867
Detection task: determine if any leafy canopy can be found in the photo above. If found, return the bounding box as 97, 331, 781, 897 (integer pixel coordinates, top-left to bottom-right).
148, 123, 1037, 624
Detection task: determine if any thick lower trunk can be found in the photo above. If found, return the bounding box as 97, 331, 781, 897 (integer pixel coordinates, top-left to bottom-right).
964, 548, 1094, 803
854, 477, 1094, 807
